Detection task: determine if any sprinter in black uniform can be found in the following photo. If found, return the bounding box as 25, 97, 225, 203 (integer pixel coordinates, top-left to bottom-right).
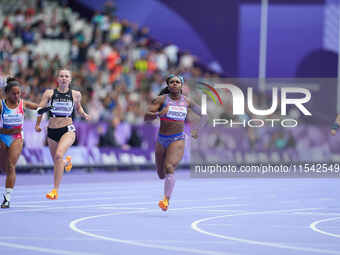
35, 69, 89, 200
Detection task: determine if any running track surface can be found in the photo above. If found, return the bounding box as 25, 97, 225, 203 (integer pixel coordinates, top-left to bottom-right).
1, 170, 339, 255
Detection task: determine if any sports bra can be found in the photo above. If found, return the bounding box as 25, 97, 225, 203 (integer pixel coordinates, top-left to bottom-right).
159, 95, 188, 122
0, 99, 24, 138
48, 89, 74, 118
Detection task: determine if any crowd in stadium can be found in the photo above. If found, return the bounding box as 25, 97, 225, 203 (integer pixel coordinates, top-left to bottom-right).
0, 0, 214, 125
0, 0, 299, 150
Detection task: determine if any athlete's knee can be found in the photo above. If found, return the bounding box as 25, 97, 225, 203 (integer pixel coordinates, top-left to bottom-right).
7, 162, 16, 173
164, 163, 175, 174
54, 152, 64, 162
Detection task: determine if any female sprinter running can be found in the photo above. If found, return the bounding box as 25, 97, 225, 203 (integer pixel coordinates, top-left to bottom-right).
0, 77, 38, 208
35, 69, 89, 200
144, 74, 207, 211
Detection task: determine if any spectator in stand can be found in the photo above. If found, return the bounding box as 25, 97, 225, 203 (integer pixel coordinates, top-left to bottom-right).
0, 0, 220, 133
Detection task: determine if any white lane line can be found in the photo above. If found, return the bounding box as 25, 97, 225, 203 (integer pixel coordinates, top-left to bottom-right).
0, 204, 144, 214
294, 212, 340, 216
279, 200, 300, 204
1, 200, 241, 255
98, 207, 147, 210
206, 210, 246, 213
13, 185, 159, 194
12, 205, 48, 208
0, 237, 98, 241
14, 196, 148, 205
191, 208, 340, 254
0, 241, 100, 255
13, 190, 155, 199
69, 204, 245, 255
310, 217, 340, 238
14, 196, 240, 206
0, 198, 244, 214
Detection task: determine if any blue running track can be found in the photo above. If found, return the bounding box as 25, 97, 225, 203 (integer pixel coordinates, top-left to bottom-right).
1, 170, 339, 255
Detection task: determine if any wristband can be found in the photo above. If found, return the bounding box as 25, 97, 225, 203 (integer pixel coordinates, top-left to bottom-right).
37, 106, 53, 115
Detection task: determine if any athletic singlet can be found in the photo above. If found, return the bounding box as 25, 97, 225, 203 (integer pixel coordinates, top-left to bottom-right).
49, 89, 74, 118
160, 95, 188, 122
0, 99, 24, 139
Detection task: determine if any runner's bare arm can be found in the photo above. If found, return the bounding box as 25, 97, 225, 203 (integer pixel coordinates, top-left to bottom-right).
144, 96, 165, 121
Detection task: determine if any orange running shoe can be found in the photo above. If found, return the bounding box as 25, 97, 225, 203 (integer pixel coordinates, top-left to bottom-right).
158, 196, 169, 211
64, 156, 72, 172
46, 189, 58, 200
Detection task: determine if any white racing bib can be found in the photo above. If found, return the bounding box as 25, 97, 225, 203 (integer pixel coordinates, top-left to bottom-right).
51, 101, 73, 116
3, 113, 24, 126
67, 124, 76, 132
166, 105, 187, 121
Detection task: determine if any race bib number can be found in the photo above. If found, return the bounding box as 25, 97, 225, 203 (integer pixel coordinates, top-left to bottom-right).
67, 124, 76, 132
3, 113, 23, 126
166, 106, 187, 121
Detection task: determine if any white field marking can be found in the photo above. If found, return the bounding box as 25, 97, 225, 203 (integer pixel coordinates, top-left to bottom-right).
279, 201, 300, 204
13, 190, 156, 199
11, 205, 48, 208
0, 241, 100, 255
201, 224, 234, 226
206, 210, 246, 213
0, 202, 239, 255
14, 196, 239, 206
204, 197, 238, 201
14, 180, 254, 193
294, 212, 340, 216
69, 204, 243, 255
14, 196, 147, 205
191, 208, 340, 255
0, 198, 245, 215
118, 240, 235, 244
268, 225, 310, 229
0, 204, 142, 215
13, 185, 160, 194
98, 207, 147, 210
12, 190, 237, 199
310, 217, 340, 238
201, 223, 310, 229
0, 237, 97, 241
199, 204, 245, 208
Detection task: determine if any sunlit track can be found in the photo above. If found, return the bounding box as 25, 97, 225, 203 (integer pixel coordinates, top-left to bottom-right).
0, 171, 339, 255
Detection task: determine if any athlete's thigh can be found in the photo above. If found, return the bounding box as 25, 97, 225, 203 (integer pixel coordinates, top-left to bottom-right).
164, 139, 185, 168
0, 140, 8, 172
56, 132, 75, 156
155, 141, 166, 177
8, 139, 23, 166
47, 138, 58, 161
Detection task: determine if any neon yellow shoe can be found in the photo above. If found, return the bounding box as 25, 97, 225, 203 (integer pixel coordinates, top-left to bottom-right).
158, 197, 169, 211
65, 156, 72, 172
46, 189, 58, 200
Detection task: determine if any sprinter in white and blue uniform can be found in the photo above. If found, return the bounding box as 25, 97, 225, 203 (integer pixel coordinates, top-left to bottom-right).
144, 74, 207, 211
35, 69, 89, 200
0, 77, 38, 208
